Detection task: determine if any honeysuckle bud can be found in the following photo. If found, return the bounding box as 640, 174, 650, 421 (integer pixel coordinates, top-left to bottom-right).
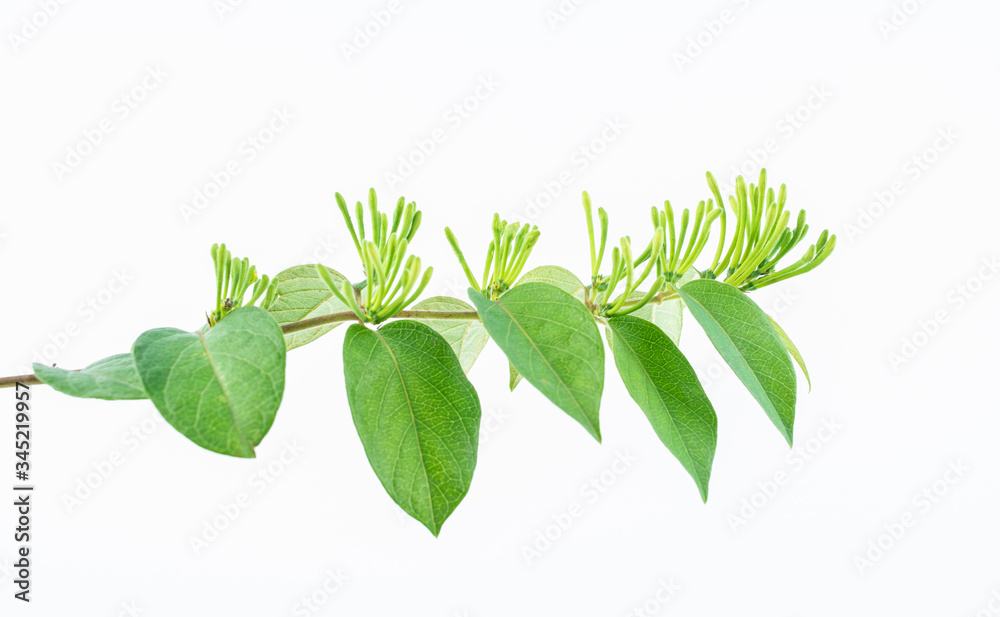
597, 207, 609, 272
391, 197, 404, 234
482, 241, 495, 292
406, 210, 422, 241
368, 188, 380, 241
208, 244, 278, 327
336, 192, 362, 256
445, 227, 479, 290
355, 201, 366, 241
399, 202, 417, 240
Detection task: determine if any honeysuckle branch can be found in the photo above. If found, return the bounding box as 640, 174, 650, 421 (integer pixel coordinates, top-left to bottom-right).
1, 285, 685, 390
279, 308, 481, 334
0, 308, 484, 389
0, 374, 40, 388
4, 171, 834, 402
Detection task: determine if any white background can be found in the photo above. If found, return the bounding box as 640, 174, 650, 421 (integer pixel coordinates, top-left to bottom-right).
2, 1, 999, 615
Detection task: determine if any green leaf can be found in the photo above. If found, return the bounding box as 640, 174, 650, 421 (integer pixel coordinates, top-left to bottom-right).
515, 265, 586, 299
607, 316, 717, 501
506, 267, 587, 391
343, 320, 481, 536
133, 306, 286, 458
677, 279, 797, 445
767, 315, 811, 392
268, 264, 350, 350
508, 360, 523, 391
410, 296, 489, 374
469, 283, 604, 441
33, 353, 147, 400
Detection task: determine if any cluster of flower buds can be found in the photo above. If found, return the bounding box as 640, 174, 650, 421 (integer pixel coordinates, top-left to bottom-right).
445, 214, 540, 300
702, 170, 836, 290
579, 169, 836, 317
208, 243, 278, 327
322, 189, 433, 323
649, 197, 724, 284
581, 192, 667, 317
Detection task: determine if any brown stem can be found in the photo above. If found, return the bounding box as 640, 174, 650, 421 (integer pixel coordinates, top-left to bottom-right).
0, 374, 42, 388
0, 308, 483, 389
278, 309, 480, 334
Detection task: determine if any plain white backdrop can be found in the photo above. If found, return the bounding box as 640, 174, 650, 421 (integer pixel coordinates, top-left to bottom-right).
2, 0, 999, 615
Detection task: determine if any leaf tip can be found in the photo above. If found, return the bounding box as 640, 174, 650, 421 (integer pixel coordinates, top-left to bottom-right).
418, 516, 444, 537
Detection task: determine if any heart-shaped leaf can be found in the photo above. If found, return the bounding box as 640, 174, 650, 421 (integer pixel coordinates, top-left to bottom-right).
607, 315, 717, 501
33, 353, 147, 400
677, 279, 797, 445
469, 283, 604, 441
410, 296, 488, 374
268, 264, 350, 350
343, 320, 481, 536
133, 306, 286, 458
